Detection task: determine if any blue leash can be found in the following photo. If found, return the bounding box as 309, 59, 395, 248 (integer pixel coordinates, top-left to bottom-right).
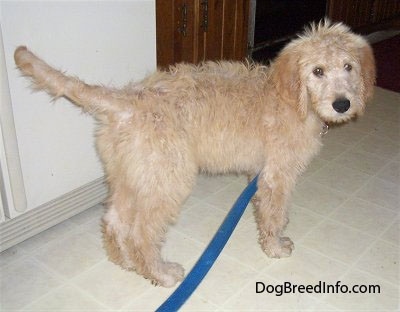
156, 175, 258, 312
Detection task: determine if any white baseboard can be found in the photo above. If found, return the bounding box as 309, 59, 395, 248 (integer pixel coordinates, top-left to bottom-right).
0, 177, 108, 252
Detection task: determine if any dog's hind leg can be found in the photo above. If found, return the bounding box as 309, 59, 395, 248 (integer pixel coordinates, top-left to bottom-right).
102, 164, 196, 287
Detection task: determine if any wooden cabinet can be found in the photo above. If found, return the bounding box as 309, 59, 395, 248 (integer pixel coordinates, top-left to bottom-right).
156, 0, 249, 68
328, 0, 400, 32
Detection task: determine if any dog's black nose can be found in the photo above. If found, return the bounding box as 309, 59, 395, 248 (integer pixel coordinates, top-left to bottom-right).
332, 98, 350, 113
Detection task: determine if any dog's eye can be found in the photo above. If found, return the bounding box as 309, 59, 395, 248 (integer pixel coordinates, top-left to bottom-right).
344, 63, 352, 71
313, 67, 324, 77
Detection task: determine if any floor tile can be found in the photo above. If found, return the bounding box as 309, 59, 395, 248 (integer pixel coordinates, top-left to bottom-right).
68, 203, 104, 226
381, 217, 399, 246
285, 205, 324, 241
204, 182, 246, 210
356, 177, 399, 211
73, 260, 150, 310
345, 114, 382, 134
79, 217, 104, 236
263, 247, 348, 285
224, 219, 276, 271
191, 174, 238, 200
354, 239, 399, 285
323, 269, 399, 311
124, 286, 218, 312
377, 160, 400, 185
0, 246, 27, 269
368, 88, 400, 123
182, 195, 202, 211
317, 140, 349, 161
301, 220, 373, 265
309, 163, 371, 195
0, 257, 62, 310
173, 203, 228, 245
162, 229, 204, 270
322, 124, 369, 146
333, 147, 388, 175
204, 181, 256, 221
15, 220, 78, 254
22, 284, 108, 311
122, 283, 178, 311
222, 274, 319, 311
235, 174, 249, 186
356, 134, 400, 159
292, 180, 349, 216
330, 198, 397, 237
195, 255, 257, 306
179, 294, 219, 312
32, 230, 105, 279
311, 300, 342, 311
302, 157, 329, 178
370, 101, 400, 124
373, 120, 400, 142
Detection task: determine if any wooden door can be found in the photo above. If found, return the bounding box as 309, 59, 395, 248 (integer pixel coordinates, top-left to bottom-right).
202, 0, 249, 61
328, 0, 400, 31
328, 0, 374, 29
156, 0, 249, 68
156, 0, 198, 66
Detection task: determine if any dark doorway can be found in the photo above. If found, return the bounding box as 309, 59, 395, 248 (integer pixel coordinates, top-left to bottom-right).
250, 0, 327, 62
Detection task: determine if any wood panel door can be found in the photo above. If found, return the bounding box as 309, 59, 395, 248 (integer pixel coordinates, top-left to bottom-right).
328, 0, 374, 29
328, 0, 400, 31
156, 0, 249, 68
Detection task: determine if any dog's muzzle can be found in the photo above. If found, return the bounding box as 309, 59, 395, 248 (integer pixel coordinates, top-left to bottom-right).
332, 98, 351, 113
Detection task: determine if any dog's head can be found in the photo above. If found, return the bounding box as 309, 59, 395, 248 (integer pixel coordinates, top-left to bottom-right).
270, 19, 376, 123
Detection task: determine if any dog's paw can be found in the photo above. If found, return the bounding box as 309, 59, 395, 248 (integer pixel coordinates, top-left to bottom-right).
152, 262, 185, 288
262, 236, 294, 258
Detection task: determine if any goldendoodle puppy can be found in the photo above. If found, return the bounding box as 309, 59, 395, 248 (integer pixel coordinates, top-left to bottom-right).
14, 20, 375, 287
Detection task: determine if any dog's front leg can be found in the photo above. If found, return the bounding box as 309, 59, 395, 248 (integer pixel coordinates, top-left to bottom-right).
253, 169, 295, 258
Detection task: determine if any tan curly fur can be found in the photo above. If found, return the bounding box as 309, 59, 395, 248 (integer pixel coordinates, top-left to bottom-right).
14, 20, 375, 287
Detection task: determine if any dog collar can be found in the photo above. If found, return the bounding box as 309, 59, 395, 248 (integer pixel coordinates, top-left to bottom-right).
320, 123, 329, 136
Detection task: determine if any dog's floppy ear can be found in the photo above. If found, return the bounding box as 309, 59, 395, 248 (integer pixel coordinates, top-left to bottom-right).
359, 43, 376, 103
270, 48, 308, 120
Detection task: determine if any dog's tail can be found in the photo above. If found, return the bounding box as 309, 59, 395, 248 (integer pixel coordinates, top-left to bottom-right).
14, 46, 128, 119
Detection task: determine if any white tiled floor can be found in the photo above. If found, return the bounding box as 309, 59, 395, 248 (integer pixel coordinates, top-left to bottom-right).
0, 87, 399, 311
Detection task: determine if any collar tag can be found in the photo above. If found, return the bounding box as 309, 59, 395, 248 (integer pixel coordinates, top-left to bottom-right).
320, 123, 329, 136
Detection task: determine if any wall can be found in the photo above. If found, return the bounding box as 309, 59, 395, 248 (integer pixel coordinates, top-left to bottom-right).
0, 1, 156, 214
